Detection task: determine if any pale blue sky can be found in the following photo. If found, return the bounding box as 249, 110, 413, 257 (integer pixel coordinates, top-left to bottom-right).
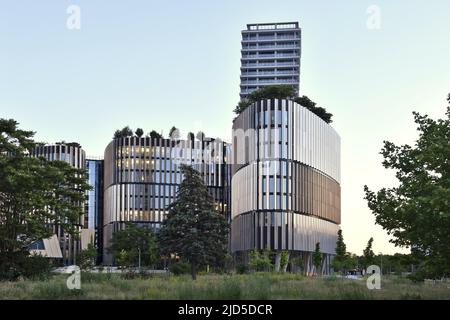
1, 0, 450, 255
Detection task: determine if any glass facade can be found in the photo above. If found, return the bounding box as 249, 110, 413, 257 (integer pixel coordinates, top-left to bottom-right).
85, 159, 104, 263
102, 137, 231, 264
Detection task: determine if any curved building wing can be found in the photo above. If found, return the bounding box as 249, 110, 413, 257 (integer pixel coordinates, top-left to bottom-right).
231, 99, 341, 273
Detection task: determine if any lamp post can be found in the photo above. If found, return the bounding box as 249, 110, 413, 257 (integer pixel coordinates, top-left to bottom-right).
379, 252, 383, 275
138, 247, 141, 271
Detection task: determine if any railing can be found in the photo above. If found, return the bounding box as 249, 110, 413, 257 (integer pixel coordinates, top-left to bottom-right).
242, 54, 299, 59
242, 45, 300, 51
242, 72, 298, 77
242, 61, 299, 67
243, 35, 300, 41
241, 79, 298, 85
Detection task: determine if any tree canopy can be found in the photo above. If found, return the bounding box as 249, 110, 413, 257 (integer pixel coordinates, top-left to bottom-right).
135, 128, 144, 138
364, 94, 450, 279
361, 237, 375, 270
0, 119, 90, 280
108, 222, 158, 268
158, 165, 229, 280
233, 85, 333, 123
169, 126, 180, 140
149, 130, 162, 140
312, 242, 323, 275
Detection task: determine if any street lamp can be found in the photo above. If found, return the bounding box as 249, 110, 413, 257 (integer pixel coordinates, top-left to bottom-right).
138, 247, 141, 271
379, 252, 383, 275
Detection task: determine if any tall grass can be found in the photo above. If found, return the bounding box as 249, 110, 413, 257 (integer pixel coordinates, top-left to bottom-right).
0, 272, 449, 300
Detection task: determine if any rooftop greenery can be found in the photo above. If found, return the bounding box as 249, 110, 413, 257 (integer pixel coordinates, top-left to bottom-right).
233, 85, 333, 124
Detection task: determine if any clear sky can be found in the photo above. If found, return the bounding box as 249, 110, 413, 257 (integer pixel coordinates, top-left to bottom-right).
1, 0, 450, 255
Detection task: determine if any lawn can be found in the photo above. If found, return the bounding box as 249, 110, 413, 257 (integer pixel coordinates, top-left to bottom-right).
0, 272, 449, 300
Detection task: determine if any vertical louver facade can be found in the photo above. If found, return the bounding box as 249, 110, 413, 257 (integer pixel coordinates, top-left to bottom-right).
102, 137, 231, 264
231, 99, 341, 274
31, 143, 86, 265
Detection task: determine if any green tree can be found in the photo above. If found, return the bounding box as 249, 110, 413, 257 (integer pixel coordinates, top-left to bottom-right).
149, 130, 162, 139
332, 229, 347, 274
0, 119, 90, 280
234, 85, 296, 114
113, 126, 133, 139
196, 131, 205, 141
169, 126, 180, 140
158, 165, 229, 280
294, 96, 333, 124
187, 132, 195, 142
279, 250, 289, 273
364, 95, 450, 279
78, 243, 97, 270
135, 128, 144, 137
113, 129, 121, 139
362, 237, 375, 271
313, 242, 323, 276
233, 85, 333, 124
108, 222, 158, 268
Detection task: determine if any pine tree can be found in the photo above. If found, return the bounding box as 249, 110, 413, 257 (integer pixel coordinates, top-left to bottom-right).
313, 242, 323, 276
332, 229, 348, 274
158, 165, 229, 280
362, 237, 375, 271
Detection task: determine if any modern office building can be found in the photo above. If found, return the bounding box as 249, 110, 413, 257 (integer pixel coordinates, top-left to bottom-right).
102, 136, 231, 264
85, 158, 104, 264
31, 143, 89, 265
231, 98, 341, 274
240, 22, 301, 100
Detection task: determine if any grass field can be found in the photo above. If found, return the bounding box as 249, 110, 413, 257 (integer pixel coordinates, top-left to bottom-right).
0, 273, 449, 300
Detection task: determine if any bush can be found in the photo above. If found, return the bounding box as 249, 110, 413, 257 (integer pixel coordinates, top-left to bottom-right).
236, 264, 249, 274
21, 254, 53, 280
169, 261, 190, 275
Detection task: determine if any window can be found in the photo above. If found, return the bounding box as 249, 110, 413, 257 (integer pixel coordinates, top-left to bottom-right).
268, 176, 274, 193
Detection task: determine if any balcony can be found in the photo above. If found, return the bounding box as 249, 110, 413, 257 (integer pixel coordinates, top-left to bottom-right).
242, 35, 301, 42
241, 71, 299, 78
242, 44, 300, 51
241, 61, 300, 69
241, 79, 298, 85
241, 53, 299, 60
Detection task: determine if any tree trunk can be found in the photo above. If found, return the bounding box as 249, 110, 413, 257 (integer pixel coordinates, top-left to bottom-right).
191, 261, 197, 280
275, 252, 281, 272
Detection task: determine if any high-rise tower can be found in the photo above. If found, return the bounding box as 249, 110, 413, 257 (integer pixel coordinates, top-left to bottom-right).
240, 22, 301, 100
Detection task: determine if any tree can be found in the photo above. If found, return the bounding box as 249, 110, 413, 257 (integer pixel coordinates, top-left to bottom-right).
332, 229, 348, 274
196, 131, 205, 141
233, 85, 333, 124
279, 250, 289, 273
135, 128, 144, 138
0, 119, 90, 280
364, 95, 450, 279
313, 242, 323, 276
294, 96, 333, 124
234, 85, 296, 115
158, 165, 229, 280
187, 132, 195, 142
78, 243, 97, 270
169, 126, 180, 140
362, 237, 375, 271
149, 130, 162, 140
108, 222, 158, 268
113, 129, 121, 139
113, 126, 133, 139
